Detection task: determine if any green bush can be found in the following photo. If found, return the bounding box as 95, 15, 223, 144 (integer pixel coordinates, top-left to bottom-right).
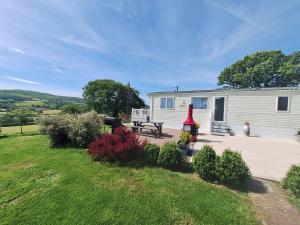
40, 111, 104, 147
158, 142, 183, 169
144, 143, 160, 164
193, 145, 217, 181
39, 114, 71, 146
217, 149, 251, 186
68, 111, 103, 147
282, 164, 300, 197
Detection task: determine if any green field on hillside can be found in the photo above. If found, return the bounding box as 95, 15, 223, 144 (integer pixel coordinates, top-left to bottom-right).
0, 135, 258, 225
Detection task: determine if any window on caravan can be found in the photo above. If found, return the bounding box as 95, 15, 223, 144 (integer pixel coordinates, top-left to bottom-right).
191, 97, 208, 109
160, 97, 174, 109
277, 96, 289, 111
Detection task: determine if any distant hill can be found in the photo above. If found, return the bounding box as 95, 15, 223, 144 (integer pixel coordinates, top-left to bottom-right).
0, 89, 82, 110
0, 89, 82, 102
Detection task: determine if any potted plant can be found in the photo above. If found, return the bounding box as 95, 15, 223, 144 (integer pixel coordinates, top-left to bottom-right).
296, 129, 300, 142
178, 131, 192, 151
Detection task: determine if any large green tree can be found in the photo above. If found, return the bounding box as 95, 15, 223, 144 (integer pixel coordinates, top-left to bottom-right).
83, 79, 145, 117
218, 50, 300, 88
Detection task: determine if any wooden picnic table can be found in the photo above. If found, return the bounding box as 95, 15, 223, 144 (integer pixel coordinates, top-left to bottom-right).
132, 120, 164, 138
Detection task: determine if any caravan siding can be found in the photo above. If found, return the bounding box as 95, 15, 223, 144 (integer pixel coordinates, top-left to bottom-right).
149, 88, 300, 139
151, 93, 214, 133
226, 90, 300, 138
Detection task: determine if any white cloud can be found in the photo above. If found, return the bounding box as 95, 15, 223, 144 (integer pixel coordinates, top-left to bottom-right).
9, 48, 25, 54
51, 65, 64, 74
3, 75, 41, 85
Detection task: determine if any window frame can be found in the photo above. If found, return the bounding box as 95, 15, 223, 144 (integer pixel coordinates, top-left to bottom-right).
191, 96, 209, 110
276, 96, 290, 112
160, 97, 175, 109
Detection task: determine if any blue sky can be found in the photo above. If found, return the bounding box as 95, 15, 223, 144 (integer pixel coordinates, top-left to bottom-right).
0, 0, 300, 100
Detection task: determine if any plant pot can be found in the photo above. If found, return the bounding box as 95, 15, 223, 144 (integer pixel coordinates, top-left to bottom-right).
296, 135, 300, 142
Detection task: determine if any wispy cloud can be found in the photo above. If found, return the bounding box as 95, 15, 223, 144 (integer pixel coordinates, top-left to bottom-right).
3, 75, 41, 85
203, 0, 270, 32
9, 48, 25, 54
104, 0, 124, 13
51, 65, 64, 74
205, 25, 255, 61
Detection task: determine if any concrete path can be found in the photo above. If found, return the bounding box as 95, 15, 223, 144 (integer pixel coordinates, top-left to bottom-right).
193, 134, 300, 181
247, 178, 300, 225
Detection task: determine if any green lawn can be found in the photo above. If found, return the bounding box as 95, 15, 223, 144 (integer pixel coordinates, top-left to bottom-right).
15, 100, 46, 107
42, 110, 61, 115
1, 125, 39, 135
0, 135, 258, 225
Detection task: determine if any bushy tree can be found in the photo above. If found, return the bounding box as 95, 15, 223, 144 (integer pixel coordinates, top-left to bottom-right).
40, 111, 104, 147
83, 79, 145, 117
62, 104, 85, 114
218, 50, 300, 88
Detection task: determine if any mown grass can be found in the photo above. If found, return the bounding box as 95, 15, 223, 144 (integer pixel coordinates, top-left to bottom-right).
42, 110, 61, 115
0, 125, 39, 135
15, 100, 46, 107
0, 135, 259, 225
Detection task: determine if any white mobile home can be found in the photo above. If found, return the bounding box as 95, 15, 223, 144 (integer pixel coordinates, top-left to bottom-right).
147, 87, 300, 139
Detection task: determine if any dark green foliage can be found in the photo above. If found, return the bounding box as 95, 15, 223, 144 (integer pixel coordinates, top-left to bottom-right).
83, 79, 145, 117
218, 50, 300, 88
158, 142, 183, 169
217, 149, 251, 186
193, 145, 218, 181
62, 104, 85, 114
144, 143, 160, 164
282, 164, 300, 197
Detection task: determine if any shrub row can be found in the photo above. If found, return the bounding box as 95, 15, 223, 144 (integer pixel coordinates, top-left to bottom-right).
89, 132, 185, 169
39, 111, 103, 147
193, 145, 251, 186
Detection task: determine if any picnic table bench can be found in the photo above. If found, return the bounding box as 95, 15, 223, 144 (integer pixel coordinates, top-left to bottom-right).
132, 121, 164, 138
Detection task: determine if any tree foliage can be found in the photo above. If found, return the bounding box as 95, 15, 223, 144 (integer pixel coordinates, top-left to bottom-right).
218, 50, 300, 88
83, 79, 145, 117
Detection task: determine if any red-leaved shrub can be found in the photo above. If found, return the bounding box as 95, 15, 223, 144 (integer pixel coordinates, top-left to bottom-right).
88, 127, 146, 162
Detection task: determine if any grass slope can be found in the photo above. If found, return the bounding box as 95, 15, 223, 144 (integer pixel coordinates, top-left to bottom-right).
0, 135, 258, 225
0, 89, 82, 103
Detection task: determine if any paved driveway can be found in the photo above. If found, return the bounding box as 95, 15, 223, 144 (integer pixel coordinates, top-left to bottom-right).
193, 134, 300, 181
